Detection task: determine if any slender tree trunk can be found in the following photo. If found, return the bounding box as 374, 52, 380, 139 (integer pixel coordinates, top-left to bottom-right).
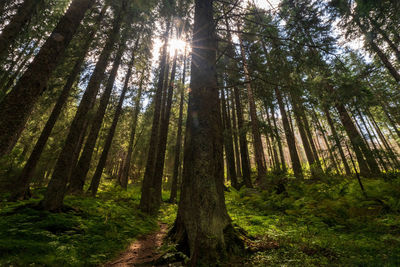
169, 2, 243, 264
369, 17, 400, 63
221, 87, 238, 189
0, 0, 45, 59
233, 86, 253, 187
238, 34, 267, 186
0, 0, 96, 156
275, 87, 303, 179
41, 6, 124, 211
229, 89, 243, 178
140, 20, 170, 214
68, 36, 126, 194
324, 107, 351, 175
271, 105, 287, 173
355, 18, 400, 83
356, 107, 388, 172
89, 48, 141, 196
9, 16, 103, 200
170, 54, 187, 203
151, 48, 179, 210
264, 103, 281, 173
311, 109, 340, 174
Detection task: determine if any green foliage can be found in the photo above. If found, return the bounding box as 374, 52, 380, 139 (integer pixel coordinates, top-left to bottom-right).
0, 185, 158, 266
226, 176, 400, 266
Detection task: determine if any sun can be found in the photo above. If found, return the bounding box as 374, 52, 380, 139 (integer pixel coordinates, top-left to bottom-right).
168, 38, 188, 56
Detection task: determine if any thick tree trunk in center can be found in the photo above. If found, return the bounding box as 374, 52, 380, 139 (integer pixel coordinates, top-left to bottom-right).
169, 0, 243, 264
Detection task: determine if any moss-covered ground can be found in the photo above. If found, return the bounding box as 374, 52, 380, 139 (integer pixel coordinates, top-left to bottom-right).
1, 174, 399, 266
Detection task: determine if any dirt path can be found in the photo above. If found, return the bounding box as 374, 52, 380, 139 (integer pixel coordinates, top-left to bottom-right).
104, 223, 169, 267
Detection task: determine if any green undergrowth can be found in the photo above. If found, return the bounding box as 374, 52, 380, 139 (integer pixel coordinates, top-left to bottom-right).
226, 174, 400, 266
0, 184, 158, 266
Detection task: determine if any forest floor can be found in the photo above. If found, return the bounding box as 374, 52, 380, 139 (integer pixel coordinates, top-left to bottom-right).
1, 174, 400, 266
105, 222, 169, 266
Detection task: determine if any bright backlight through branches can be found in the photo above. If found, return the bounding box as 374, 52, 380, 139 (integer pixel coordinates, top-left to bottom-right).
168, 38, 188, 56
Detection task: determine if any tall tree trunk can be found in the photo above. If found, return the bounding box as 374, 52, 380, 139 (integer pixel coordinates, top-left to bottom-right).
139, 20, 170, 214
275, 87, 303, 179
68, 36, 127, 194
151, 48, 179, 211
238, 34, 267, 186
233, 86, 253, 188
221, 87, 238, 189
229, 90, 243, 178
264, 103, 281, 173
334, 102, 376, 176
324, 107, 351, 175
9, 11, 105, 200
271, 105, 287, 173
0, 0, 96, 156
170, 53, 187, 203
169, 2, 243, 264
0, 0, 45, 59
356, 107, 388, 172
41, 5, 125, 211
89, 48, 141, 196
369, 17, 400, 63
311, 109, 340, 174
355, 17, 400, 83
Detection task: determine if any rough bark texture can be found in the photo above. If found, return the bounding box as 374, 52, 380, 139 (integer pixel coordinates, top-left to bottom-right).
275, 87, 303, 179
0, 0, 96, 157
41, 6, 124, 211
139, 21, 170, 214
170, 1, 243, 264
0, 0, 44, 59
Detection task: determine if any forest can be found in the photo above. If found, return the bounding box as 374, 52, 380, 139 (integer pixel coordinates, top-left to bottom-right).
0, 0, 399, 266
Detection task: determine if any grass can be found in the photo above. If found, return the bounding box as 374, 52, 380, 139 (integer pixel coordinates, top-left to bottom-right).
226, 174, 400, 266
1, 174, 400, 266
0, 184, 158, 266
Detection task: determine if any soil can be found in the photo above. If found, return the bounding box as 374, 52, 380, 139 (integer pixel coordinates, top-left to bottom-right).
104, 223, 169, 267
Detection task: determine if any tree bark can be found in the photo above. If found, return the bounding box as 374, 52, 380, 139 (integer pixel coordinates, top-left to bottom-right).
221, 87, 238, 189
271, 105, 287, 173
324, 107, 351, 175
170, 53, 187, 203
151, 48, 179, 210
41, 5, 124, 211
238, 34, 267, 186
0, 0, 96, 156
89, 47, 141, 196
169, 1, 243, 264
68, 35, 127, 194
275, 87, 303, 179
9, 12, 105, 200
0, 0, 45, 60
139, 21, 170, 214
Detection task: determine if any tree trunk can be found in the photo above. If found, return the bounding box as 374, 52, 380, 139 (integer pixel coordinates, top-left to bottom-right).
151, 48, 179, 210
275, 87, 303, 179
0, 0, 45, 60
238, 34, 267, 186
68, 35, 126, 194
169, 2, 243, 264
334, 103, 376, 176
221, 87, 238, 189
89, 47, 141, 196
0, 0, 96, 156
264, 103, 281, 173
41, 5, 124, 211
139, 20, 170, 214
324, 107, 351, 175
271, 105, 287, 173
170, 53, 187, 203
8, 14, 104, 200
